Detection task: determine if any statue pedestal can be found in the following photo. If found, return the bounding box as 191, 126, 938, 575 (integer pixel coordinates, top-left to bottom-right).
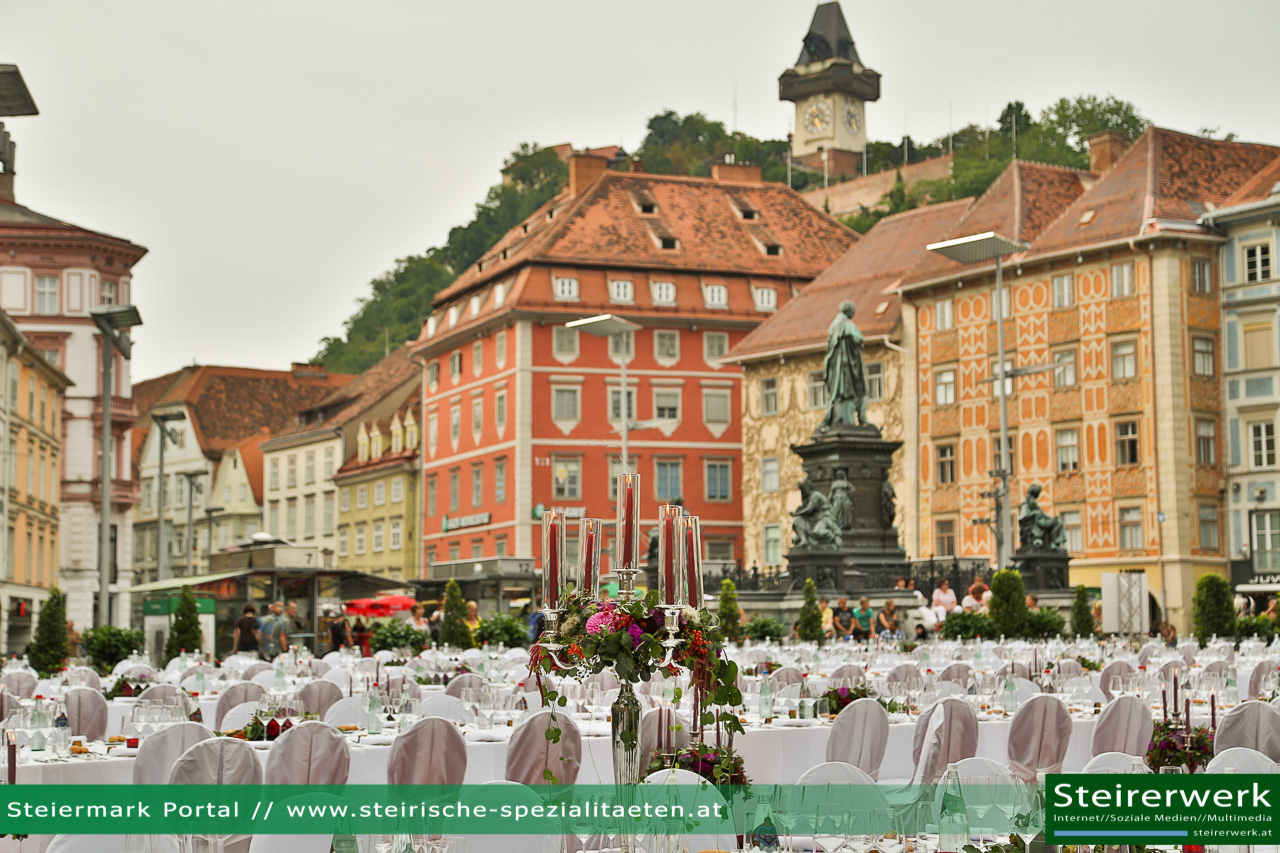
785, 424, 909, 591
1013, 550, 1071, 591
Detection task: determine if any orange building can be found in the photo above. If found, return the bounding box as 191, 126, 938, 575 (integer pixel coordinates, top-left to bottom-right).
412, 154, 855, 597
900, 128, 1280, 629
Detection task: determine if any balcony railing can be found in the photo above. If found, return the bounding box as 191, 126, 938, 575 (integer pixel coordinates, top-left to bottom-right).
92, 477, 140, 506
92, 396, 139, 423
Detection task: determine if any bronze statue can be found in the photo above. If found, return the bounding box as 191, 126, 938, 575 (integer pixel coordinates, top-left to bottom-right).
829, 471, 854, 531
819, 300, 869, 432
880, 480, 896, 527
1018, 483, 1066, 552
791, 478, 841, 549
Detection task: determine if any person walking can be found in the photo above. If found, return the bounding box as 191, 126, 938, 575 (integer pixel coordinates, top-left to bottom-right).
259, 601, 288, 660
328, 613, 354, 652
231, 604, 260, 656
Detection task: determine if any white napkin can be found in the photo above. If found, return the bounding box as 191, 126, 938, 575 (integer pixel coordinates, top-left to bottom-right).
360, 734, 395, 746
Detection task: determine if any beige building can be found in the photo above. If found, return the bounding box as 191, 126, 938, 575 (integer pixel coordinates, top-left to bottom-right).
725, 200, 973, 571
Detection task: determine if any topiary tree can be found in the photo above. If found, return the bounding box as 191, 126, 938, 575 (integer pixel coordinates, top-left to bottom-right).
82, 625, 145, 674
29, 587, 69, 677
743, 616, 787, 643
717, 579, 742, 644
1192, 573, 1235, 647
474, 613, 529, 647
796, 578, 825, 644
438, 579, 474, 649
1026, 607, 1066, 639
1070, 584, 1094, 638
941, 611, 995, 641
988, 568, 1029, 639
164, 585, 204, 662
369, 619, 430, 653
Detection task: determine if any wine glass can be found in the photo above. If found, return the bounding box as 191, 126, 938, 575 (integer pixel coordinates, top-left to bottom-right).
773, 786, 801, 853
813, 803, 846, 853
570, 798, 595, 853
963, 773, 993, 842
992, 777, 1022, 837
870, 807, 897, 852
1013, 786, 1045, 853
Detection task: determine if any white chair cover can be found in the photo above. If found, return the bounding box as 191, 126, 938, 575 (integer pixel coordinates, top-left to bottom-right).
122, 665, 157, 680
887, 663, 923, 684
48, 837, 179, 853
639, 707, 690, 762
216, 682, 266, 729
1247, 659, 1278, 700
826, 697, 889, 779
373, 650, 396, 663
132, 721, 213, 784
999, 662, 1031, 680
64, 687, 109, 741
219, 702, 260, 733
1091, 695, 1154, 756
323, 696, 369, 727
771, 666, 804, 687
1158, 660, 1185, 682
298, 680, 343, 718
1013, 677, 1039, 703
1136, 646, 1157, 667
1207, 746, 1274, 774
796, 760, 883, 790
321, 651, 342, 663
137, 684, 190, 711
169, 737, 264, 785
416, 694, 475, 724
506, 710, 581, 784
1215, 700, 1280, 760
934, 682, 965, 699
1180, 644, 1198, 666
445, 673, 486, 698
642, 766, 734, 853
264, 720, 351, 784
309, 659, 332, 677
1007, 694, 1073, 782
321, 667, 352, 690
910, 697, 978, 785
1201, 660, 1230, 677
1082, 751, 1143, 773
932, 758, 1018, 829
68, 666, 102, 689
3, 671, 36, 698
938, 663, 971, 685
247, 798, 344, 853
388, 716, 467, 785
828, 663, 866, 683
250, 670, 278, 689
180, 663, 216, 682
584, 671, 620, 692
1098, 660, 1133, 701
240, 662, 272, 681
1055, 660, 1084, 677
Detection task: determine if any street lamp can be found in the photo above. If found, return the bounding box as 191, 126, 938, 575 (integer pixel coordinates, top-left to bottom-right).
566, 314, 644, 473
151, 412, 185, 582
926, 233, 1028, 570
179, 471, 206, 575
204, 506, 223, 560
90, 304, 142, 628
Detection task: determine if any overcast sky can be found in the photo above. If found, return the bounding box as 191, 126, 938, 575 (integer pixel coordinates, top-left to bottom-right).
5, 0, 1279, 380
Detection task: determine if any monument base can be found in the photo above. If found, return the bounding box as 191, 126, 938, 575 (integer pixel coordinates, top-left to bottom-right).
1013, 550, 1071, 591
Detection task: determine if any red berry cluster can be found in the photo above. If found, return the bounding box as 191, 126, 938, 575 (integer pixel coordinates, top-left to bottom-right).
684, 628, 708, 662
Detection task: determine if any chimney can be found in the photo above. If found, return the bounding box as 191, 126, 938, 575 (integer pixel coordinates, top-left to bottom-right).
292, 362, 328, 381
1087, 130, 1130, 175
567, 152, 610, 196
629, 157, 645, 173
0, 172, 13, 204
711, 162, 764, 184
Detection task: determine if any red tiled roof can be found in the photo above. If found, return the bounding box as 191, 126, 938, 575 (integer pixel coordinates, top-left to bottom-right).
335, 385, 420, 478
227, 429, 271, 504
901, 160, 1094, 287
142, 365, 355, 458
1220, 154, 1280, 209
729, 199, 973, 360
1028, 127, 1280, 258
268, 343, 420, 442
0, 199, 148, 260
434, 170, 856, 305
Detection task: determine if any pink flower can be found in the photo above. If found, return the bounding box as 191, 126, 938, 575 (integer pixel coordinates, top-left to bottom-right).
586, 611, 616, 635
627, 624, 644, 648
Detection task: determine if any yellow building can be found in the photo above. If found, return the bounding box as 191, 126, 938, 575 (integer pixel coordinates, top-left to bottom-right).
2, 313, 73, 652
334, 393, 420, 581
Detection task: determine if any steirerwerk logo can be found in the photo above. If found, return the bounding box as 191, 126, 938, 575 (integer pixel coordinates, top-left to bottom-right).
1047, 774, 1278, 844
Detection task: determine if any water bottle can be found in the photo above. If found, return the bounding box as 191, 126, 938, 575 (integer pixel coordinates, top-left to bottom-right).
1225, 666, 1240, 706
54, 702, 69, 729
1001, 673, 1018, 714
921, 646, 932, 669
195, 669, 207, 694
938, 763, 969, 853
746, 794, 779, 853
758, 669, 774, 720
367, 684, 384, 734
798, 674, 813, 719
274, 666, 287, 692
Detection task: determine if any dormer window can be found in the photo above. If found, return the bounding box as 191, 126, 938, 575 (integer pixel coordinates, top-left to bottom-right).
406, 423, 418, 449
704, 284, 728, 309
371, 433, 383, 459
522, 223, 530, 234
652, 281, 676, 306
426, 316, 437, 337
358, 434, 369, 463
661, 237, 678, 250
392, 428, 403, 454
610, 279, 634, 303
764, 243, 782, 256
493, 282, 506, 307
477, 260, 484, 272
448, 306, 459, 327
501, 249, 509, 260
741, 209, 758, 220
554, 276, 579, 301
753, 287, 777, 311
470, 294, 481, 317
640, 203, 656, 214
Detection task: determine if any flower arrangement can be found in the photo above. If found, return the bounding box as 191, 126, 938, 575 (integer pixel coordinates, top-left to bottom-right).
219, 716, 265, 742
104, 671, 154, 700
647, 743, 749, 786
823, 682, 905, 715
1076, 657, 1103, 672
1147, 718, 1214, 772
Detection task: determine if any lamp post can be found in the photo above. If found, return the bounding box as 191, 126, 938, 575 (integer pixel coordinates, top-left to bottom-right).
179, 471, 205, 575
151, 412, 185, 582
925, 233, 1029, 570
90, 304, 142, 628
204, 506, 223, 559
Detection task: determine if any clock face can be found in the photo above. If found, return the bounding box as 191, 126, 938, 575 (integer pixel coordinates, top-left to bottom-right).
803, 99, 833, 135
844, 103, 861, 134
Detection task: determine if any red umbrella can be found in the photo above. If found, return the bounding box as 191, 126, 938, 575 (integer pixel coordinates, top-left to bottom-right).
371, 595, 418, 611
345, 598, 392, 616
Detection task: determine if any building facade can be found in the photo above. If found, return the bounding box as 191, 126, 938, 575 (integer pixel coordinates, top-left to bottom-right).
1201, 156, 1280, 581
205, 431, 268, 552
334, 393, 420, 581
900, 129, 1279, 630
260, 346, 418, 565
726, 200, 974, 571
0, 164, 147, 630
413, 154, 855, 584
133, 365, 352, 586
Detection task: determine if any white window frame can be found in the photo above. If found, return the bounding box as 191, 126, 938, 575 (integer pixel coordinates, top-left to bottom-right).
654, 330, 680, 363
761, 457, 780, 493
1056, 428, 1080, 472
753, 286, 777, 311
935, 369, 956, 405
553, 326, 579, 358
704, 332, 728, 361
1196, 419, 1217, 465
554, 276, 579, 301
1244, 243, 1272, 284
762, 524, 782, 564
1053, 349, 1077, 388
1251, 421, 1276, 470
807, 371, 828, 410
703, 283, 728, 309
866, 362, 884, 401
1111, 340, 1137, 379
391, 476, 403, 503
1199, 505, 1220, 550
654, 388, 681, 420
1192, 258, 1213, 293
610, 279, 634, 303
1112, 262, 1135, 297
340, 488, 350, 512
356, 484, 368, 509
935, 297, 954, 331
705, 459, 731, 502
652, 281, 676, 305
552, 386, 580, 422
552, 455, 581, 500
355, 524, 367, 555
936, 443, 956, 484
34, 276, 58, 316
760, 377, 779, 416
1118, 506, 1144, 550
389, 519, 402, 551
1052, 273, 1075, 308
374, 480, 386, 506
703, 389, 731, 424
1192, 337, 1215, 376
655, 458, 682, 502
337, 528, 349, 557
1062, 510, 1082, 553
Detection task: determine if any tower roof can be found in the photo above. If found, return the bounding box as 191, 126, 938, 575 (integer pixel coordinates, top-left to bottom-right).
797, 3, 862, 66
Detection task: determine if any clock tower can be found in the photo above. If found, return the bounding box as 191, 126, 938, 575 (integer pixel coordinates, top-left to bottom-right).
779, 2, 880, 179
